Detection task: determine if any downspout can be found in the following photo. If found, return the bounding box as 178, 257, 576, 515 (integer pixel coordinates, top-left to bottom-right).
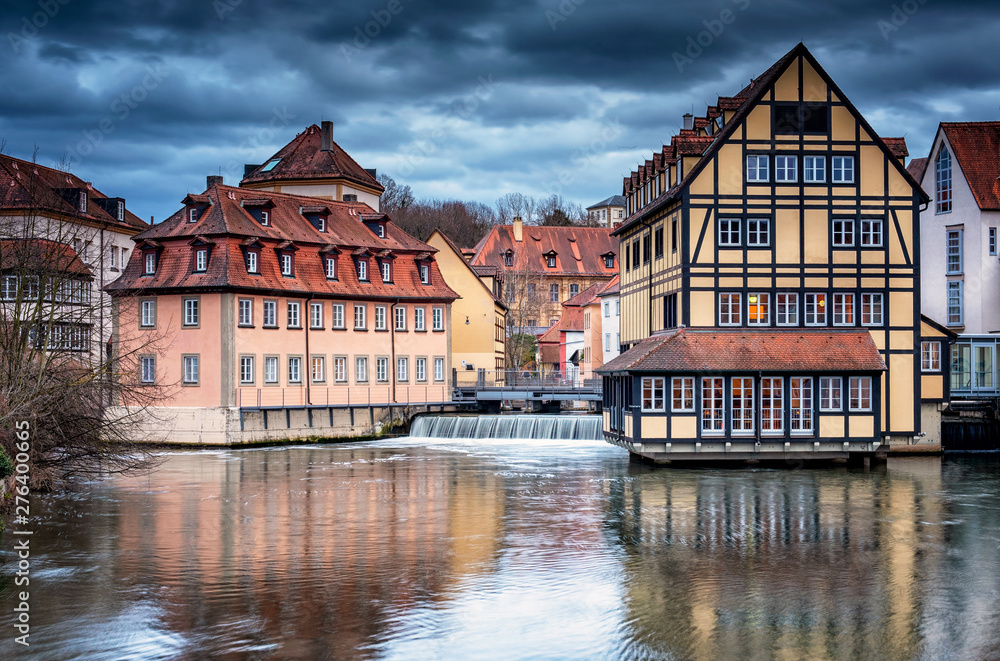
305, 294, 313, 405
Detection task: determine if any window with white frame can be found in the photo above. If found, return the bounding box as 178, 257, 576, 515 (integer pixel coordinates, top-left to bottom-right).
288, 356, 301, 383
861, 293, 883, 326
746, 155, 769, 182
415, 357, 426, 382
334, 356, 347, 382
604, 302, 610, 318
195, 249, 208, 272
281, 253, 293, 276
790, 377, 813, 434
395, 306, 407, 330
832, 219, 854, 247
357, 259, 368, 281
188, 208, 197, 223
375, 357, 387, 382
325, 257, 336, 279
833, 293, 855, 326
140, 356, 155, 384
947, 229, 963, 273
761, 377, 783, 434
311, 356, 325, 383
804, 155, 826, 183
183, 355, 199, 384
354, 304, 366, 329
776, 293, 798, 326
731, 377, 754, 434
356, 356, 368, 383
264, 356, 278, 383
819, 376, 842, 411
848, 376, 872, 411
434, 357, 444, 382
641, 377, 665, 412
414, 307, 425, 331
947, 281, 963, 326
144, 253, 156, 274
860, 219, 883, 247
183, 298, 199, 326
936, 146, 952, 214
382, 261, 392, 283
432, 307, 443, 331
263, 300, 277, 327
805, 293, 826, 325
397, 357, 408, 382
240, 356, 254, 384
605, 334, 611, 352
921, 341, 941, 372
246, 251, 258, 273
287, 301, 300, 328
774, 155, 797, 182
671, 377, 694, 412
701, 378, 725, 434
332, 303, 345, 329
310, 302, 323, 329
109, 246, 117, 269
747, 293, 770, 326
261, 210, 269, 226
420, 263, 430, 284
140, 300, 156, 327
375, 305, 387, 330
719, 218, 741, 246
238, 299, 253, 326
719, 293, 742, 326
832, 155, 854, 183
746, 218, 770, 246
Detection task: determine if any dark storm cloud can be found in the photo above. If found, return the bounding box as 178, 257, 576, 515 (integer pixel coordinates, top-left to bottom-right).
1, 0, 998, 221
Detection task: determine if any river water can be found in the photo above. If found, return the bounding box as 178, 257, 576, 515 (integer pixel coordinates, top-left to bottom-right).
2, 435, 1000, 660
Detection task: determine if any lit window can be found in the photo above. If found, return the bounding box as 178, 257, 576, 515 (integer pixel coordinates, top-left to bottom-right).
832, 156, 855, 183
719, 218, 741, 246
947, 229, 963, 274
861, 293, 883, 326
747, 293, 769, 326
790, 377, 813, 434
832, 219, 855, 247
833, 293, 855, 326
731, 377, 754, 435
183, 355, 199, 384
776, 293, 798, 326
804, 156, 826, 183
947, 281, 963, 326
935, 147, 952, 214
849, 376, 872, 411
746, 219, 769, 246
774, 155, 797, 182
746, 155, 769, 182
921, 342, 941, 372
183, 299, 199, 326
820, 377, 842, 411
719, 292, 742, 326
140, 356, 156, 384
805, 293, 827, 326
701, 377, 725, 434
861, 219, 882, 247
761, 377, 783, 434
641, 377, 665, 412
240, 356, 255, 384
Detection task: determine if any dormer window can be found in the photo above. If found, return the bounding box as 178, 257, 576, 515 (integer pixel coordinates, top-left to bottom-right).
144, 253, 156, 274
325, 256, 337, 279
188, 208, 198, 223
246, 251, 258, 273
420, 263, 430, 284
318, 217, 325, 232
261, 210, 269, 226
195, 249, 207, 272
382, 261, 392, 282
281, 253, 293, 276
545, 252, 557, 268
357, 259, 368, 281
261, 158, 281, 172
377, 224, 385, 238
504, 250, 513, 267
117, 201, 125, 222
604, 254, 615, 268
79, 191, 88, 213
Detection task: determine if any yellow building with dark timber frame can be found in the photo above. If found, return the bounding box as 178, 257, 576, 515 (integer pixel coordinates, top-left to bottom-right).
598, 43, 945, 462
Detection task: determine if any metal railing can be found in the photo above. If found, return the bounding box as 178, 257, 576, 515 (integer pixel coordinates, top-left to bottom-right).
236, 384, 451, 409
452, 369, 602, 392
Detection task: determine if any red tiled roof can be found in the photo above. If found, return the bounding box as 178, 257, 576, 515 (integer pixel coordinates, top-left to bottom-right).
564, 282, 604, 307
882, 138, 909, 159
469, 224, 618, 276
598, 274, 620, 296
598, 329, 886, 374
0, 154, 147, 231
940, 122, 1000, 210
240, 124, 384, 194
0, 238, 92, 277
907, 157, 928, 183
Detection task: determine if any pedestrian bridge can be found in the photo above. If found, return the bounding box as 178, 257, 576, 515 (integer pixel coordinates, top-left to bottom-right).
452, 369, 602, 404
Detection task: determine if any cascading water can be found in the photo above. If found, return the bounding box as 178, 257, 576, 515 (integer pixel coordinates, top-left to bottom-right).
410, 415, 603, 440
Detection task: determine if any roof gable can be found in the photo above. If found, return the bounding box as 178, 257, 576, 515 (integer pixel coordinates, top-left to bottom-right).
937, 122, 1000, 211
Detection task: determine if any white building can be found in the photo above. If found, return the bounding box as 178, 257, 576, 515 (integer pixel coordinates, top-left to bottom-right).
586, 195, 626, 227
599, 276, 620, 363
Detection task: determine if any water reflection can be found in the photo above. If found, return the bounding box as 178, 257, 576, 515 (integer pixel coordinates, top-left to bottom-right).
1, 441, 999, 660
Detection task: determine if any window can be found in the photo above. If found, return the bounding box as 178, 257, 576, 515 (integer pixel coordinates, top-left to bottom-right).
604, 302, 610, 318
632, 240, 640, 269
375, 357, 387, 382
747, 155, 769, 182
747, 219, 770, 246
947, 229, 963, 274
140, 299, 156, 328
264, 356, 278, 384
432, 307, 443, 331
624, 244, 630, 272
332, 303, 345, 329
397, 357, 408, 382
246, 251, 258, 273
947, 281, 963, 326
605, 333, 611, 352
357, 259, 368, 281
719, 218, 741, 247
263, 300, 277, 327
760, 377, 783, 435
261, 210, 269, 226
416, 357, 427, 382
333, 356, 347, 382
861, 293, 883, 326
990, 228, 997, 256
354, 304, 366, 330
434, 357, 445, 382
774, 155, 797, 182
317, 217, 326, 232
240, 356, 255, 384
569, 284, 579, 298
288, 357, 301, 384
281, 253, 293, 277
833, 293, 855, 326
671, 219, 678, 253
701, 378, 725, 434
117, 200, 125, 222
832, 156, 855, 183
287, 301, 300, 328
719, 293, 742, 326
641, 377, 665, 412
832, 219, 854, 247
546, 255, 556, 268
671, 377, 694, 411
731, 377, 754, 435
311, 356, 325, 383
395, 306, 407, 330
936, 147, 952, 214
376, 305, 387, 331
860, 219, 883, 247
504, 251, 513, 267
420, 263, 430, 284
238, 299, 253, 326
804, 155, 826, 183
549, 284, 559, 302
382, 261, 392, 283
642, 236, 650, 264
819, 377, 842, 411
109, 246, 117, 268
805, 293, 826, 326
665, 293, 678, 328
140, 356, 155, 384
195, 249, 207, 272
849, 376, 872, 411
615, 300, 620, 316
183, 356, 199, 384
121, 247, 128, 267
747, 293, 769, 326
310, 302, 323, 329
188, 208, 197, 223
790, 377, 813, 434
776, 293, 798, 326
356, 356, 368, 383
921, 342, 941, 372
774, 103, 829, 134
325, 257, 337, 279
144, 253, 156, 274
183, 298, 199, 327
604, 254, 615, 268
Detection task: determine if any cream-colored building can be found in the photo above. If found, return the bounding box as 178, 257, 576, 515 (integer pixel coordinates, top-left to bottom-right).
586, 195, 627, 227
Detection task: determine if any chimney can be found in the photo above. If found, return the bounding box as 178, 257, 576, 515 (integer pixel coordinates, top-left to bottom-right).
682, 113, 693, 130
513, 216, 523, 242
207, 175, 223, 188
321, 121, 334, 152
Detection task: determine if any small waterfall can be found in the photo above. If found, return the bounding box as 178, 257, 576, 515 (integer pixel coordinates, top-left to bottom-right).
410, 415, 603, 440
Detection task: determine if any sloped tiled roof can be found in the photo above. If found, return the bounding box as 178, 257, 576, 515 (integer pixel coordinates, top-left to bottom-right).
0, 154, 147, 231
470, 224, 618, 276
0, 238, 92, 277
907, 157, 928, 183
241, 124, 384, 194
587, 195, 626, 210
598, 274, 620, 297
563, 282, 604, 308
939, 122, 1000, 210
429, 229, 506, 309
598, 329, 886, 375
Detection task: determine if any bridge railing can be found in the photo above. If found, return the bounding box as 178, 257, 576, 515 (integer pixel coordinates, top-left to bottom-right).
236, 385, 451, 409
452, 369, 602, 392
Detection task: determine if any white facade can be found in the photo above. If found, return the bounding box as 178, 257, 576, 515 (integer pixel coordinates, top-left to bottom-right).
599, 290, 620, 363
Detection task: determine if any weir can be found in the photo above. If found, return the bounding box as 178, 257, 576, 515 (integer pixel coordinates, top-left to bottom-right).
410, 414, 603, 440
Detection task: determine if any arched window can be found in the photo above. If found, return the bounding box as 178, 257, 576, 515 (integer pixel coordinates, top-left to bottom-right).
936, 146, 952, 214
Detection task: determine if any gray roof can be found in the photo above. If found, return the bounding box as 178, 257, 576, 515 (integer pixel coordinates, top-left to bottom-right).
587, 195, 626, 210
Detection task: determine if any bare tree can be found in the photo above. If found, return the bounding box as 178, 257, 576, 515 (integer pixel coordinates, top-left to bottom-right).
502, 248, 545, 372
495, 193, 537, 225
377, 173, 414, 215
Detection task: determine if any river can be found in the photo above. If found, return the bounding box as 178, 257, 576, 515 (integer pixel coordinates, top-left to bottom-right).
2, 433, 999, 660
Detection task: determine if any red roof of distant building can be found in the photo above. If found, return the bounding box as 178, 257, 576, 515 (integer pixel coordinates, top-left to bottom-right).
564, 282, 604, 307
598, 329, 886, 374
907, 157, 928, 183
598, 274, 620, 296
882, 138, 909, 159
939, 122, 1000, 210
0, 238, 92, 277
470, 224, 618, 276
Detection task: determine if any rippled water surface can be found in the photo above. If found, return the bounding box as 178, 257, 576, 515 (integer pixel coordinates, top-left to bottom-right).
3, 437, 1000, 660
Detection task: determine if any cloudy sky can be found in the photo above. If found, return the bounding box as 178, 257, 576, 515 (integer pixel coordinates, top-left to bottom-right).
2, 0, 998, 223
